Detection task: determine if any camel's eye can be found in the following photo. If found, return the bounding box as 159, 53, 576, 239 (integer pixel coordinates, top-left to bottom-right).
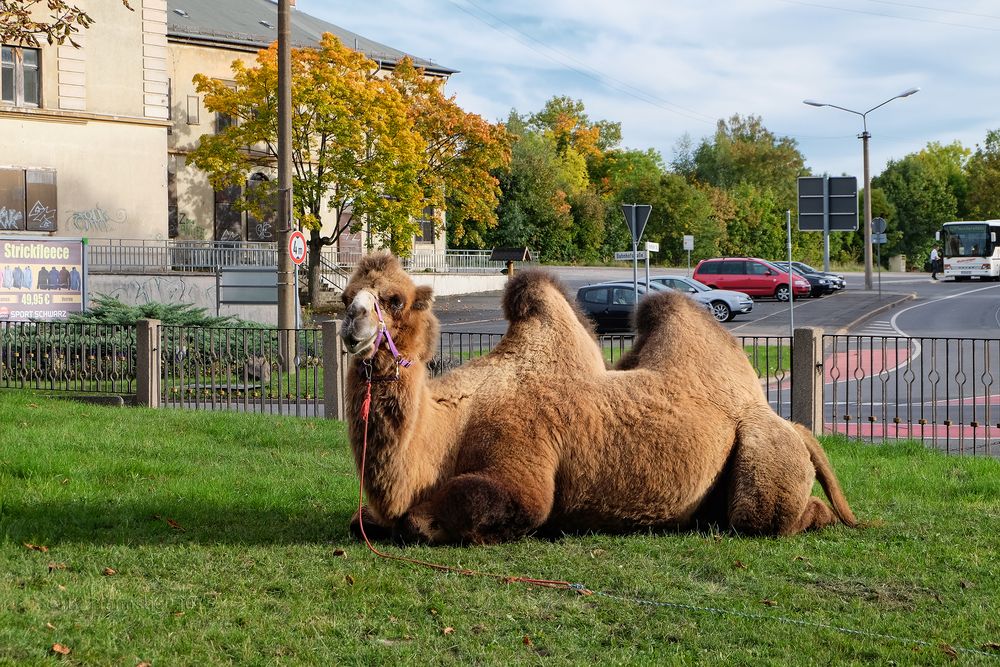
386, 294, 404, 313
341, 290, 354, 307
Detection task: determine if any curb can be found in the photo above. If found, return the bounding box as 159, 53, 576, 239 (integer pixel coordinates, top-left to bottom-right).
835, 292, 917, 335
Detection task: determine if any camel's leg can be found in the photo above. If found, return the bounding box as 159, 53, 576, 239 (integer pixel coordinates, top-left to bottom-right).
397, 472, 553, 545
727, 416, 836, 536
349, 504, 394, 543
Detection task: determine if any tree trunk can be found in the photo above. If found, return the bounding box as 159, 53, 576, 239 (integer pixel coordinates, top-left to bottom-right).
306, 229, 323, 307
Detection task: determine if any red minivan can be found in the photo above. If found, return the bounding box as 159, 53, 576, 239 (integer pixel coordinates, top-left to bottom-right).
693, 257, 810, 301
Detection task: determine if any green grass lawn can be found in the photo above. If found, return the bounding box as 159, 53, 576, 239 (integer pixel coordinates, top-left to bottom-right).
2, 390, 999, 664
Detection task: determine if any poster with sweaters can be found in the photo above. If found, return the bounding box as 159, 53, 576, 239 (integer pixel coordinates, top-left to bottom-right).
0, 237, 85, 321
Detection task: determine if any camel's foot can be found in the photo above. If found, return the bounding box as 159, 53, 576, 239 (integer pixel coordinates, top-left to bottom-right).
400, 474, 547, 545
349, 505, 394, 543
780, 496, 839, 535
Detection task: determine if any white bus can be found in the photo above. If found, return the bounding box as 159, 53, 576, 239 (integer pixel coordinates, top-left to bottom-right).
936, 220, 1000, 280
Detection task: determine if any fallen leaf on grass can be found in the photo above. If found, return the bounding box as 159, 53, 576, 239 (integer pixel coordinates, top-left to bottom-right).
29, 403, 39, 408
51, 643, 71, 655
47, 562, 67, 572
982, 642, 1000, 652
442, 627, 455, 635
345, 575, 355, 586
137, 662, 151, 667
102, 567, 117, 576
165, 518, 185, 531
940, 643, 958, 660
45, 623, 56, 630
332, 549, 347, 558
522, 635, 533, 647
24, 543, 49, 553
733, 560, 747, 569
590, 548, 605, 558
960, 580, 974, 589
57, 585, 67, 592
761, 599, 778, 607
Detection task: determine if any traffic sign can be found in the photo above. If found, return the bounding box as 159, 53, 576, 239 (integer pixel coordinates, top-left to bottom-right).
614, 250, 647, 261
288, 230, 307, 265
798, 176, 858, 232
683, 235, 694, 251
621, 204, 652, 244
873, 233, 888, 244
872, 217, 887, 234
645, 241, 659, 252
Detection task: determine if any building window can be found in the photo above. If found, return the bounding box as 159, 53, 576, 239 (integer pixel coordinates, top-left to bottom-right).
415, 206, 435, 242
1, 45, 40, 107
217, 111, 234, 133
186, 95, 200, 124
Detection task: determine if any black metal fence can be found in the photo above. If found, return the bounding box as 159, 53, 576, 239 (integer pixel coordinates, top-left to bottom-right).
824, 334, 1000, 456
3, 320, 999, 457
160, 325, 323, 417
0, 321, 136, 394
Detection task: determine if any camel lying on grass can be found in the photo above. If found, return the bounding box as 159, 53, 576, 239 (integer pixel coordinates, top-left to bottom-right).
340, 253, 855, 545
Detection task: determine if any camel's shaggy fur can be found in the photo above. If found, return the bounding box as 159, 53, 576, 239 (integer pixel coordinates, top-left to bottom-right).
340, 253, 855, 544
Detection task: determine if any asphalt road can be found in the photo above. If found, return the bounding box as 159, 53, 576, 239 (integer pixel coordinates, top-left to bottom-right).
430, 266, 1000, 337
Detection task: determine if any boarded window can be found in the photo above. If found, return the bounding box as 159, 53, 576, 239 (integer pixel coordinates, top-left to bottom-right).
0, 168, 26, 231
186, 95, 200, 124
214, 184, 243, 242
415, 206, 435, 242
25, 170, 57, 231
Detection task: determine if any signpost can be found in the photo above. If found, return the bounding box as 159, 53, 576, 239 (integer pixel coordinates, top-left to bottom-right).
288, 230, 306, 329
683, 235, 694, 275
872, 217, 887, 299
798, 176, 858, 271
621, 204, 652, 304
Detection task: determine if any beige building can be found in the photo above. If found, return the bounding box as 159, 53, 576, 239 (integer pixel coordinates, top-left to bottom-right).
1, 0, 452, 254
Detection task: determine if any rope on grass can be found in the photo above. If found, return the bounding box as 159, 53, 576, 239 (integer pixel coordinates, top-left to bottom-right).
568, 584, 999, 660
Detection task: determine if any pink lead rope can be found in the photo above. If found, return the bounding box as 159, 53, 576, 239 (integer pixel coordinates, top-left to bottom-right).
369, 296, 411, 369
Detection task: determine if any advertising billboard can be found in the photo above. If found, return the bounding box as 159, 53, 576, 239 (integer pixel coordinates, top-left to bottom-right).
0, 237, 86, 321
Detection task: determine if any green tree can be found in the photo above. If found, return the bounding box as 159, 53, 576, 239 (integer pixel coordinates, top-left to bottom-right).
966, 129, 1000, 220
387, 59, 512, 248
874, 152, 958, 261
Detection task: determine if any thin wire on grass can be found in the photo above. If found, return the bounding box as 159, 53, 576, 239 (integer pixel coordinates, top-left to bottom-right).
569, 584, 998, 660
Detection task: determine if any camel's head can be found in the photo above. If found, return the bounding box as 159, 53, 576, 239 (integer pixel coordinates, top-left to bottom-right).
340, 253, 438, 362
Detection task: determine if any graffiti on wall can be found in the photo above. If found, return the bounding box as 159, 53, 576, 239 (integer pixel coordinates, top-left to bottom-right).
68, 206, 128, 233
0, 207, 24, 230
104, 275, 212, 307
27, 201, 56, 230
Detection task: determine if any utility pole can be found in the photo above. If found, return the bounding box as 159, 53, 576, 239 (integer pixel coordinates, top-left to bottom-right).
277, 0, 296, 369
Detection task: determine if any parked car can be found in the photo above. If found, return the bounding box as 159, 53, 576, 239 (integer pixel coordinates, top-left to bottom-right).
692, 257, 811, 301
575, 282, 655, 332
575, 281, 713, 332
772, 260, 845, 292
769, 262, 836, 298
646, 275, 753, 322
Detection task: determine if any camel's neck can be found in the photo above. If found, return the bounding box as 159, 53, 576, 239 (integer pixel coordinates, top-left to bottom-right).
346, 353, 445, 520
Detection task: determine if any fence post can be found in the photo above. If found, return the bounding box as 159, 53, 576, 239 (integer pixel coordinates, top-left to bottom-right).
791, 326, 824, 435
136, 318, 161, 408
322, 320, 345, 420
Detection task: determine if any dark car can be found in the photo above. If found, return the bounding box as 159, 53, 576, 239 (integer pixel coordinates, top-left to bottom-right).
575, 282, 651, 332
772, 261, 844, 293
692, 257, 811, 301
770, 262, 836, 297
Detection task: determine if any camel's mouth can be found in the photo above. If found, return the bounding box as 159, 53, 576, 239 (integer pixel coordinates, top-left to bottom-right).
343, 330, 377, 356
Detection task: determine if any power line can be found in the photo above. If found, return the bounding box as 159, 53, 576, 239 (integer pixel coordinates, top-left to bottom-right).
779, 0, 1000, 31
863, 0, 1000, 22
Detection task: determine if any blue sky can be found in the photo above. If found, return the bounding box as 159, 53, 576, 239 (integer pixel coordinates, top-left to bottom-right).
299, 0, 1000, 179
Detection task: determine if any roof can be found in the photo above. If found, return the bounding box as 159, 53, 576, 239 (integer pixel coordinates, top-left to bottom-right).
166, 0, 456, 76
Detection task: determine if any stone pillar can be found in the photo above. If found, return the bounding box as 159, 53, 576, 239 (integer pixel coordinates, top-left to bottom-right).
323, 320, 345, 420
791, 327, 824, 435
136, 318, 161, 408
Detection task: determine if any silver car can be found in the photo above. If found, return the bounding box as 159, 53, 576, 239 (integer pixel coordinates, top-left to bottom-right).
647, 275, 754, 322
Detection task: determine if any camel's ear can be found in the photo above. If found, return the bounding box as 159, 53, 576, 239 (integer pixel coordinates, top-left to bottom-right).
413, 285, 434, 311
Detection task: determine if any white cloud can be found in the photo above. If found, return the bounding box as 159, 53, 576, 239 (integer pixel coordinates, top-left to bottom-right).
298, 0, 1000, 175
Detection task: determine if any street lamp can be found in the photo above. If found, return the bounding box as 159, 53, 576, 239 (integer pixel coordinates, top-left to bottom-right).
803, 87, 920, 291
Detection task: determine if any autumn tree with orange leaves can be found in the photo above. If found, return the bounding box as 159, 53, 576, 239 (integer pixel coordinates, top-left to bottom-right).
189, 34, 509, 304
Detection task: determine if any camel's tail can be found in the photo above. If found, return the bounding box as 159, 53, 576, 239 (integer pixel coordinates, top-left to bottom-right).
793, 424, 857, 527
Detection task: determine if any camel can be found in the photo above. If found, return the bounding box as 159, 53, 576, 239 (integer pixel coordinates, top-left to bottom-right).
340, 253, 855, 545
